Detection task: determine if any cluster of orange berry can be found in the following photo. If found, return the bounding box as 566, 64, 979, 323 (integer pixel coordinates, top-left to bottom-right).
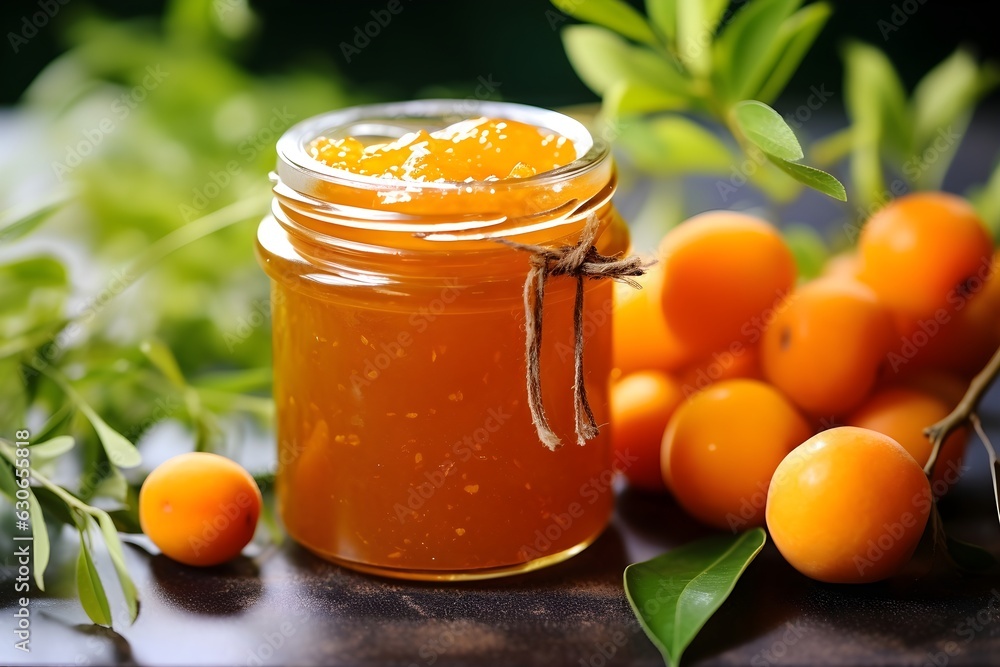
611, 192, 999, 583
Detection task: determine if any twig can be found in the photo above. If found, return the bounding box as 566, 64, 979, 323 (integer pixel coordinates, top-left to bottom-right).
923, 342, 1000, 476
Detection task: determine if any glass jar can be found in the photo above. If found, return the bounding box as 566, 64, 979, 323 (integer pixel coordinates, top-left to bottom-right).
256, 100, 628, 580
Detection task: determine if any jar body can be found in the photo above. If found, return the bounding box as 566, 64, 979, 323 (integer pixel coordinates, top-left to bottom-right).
257, 101, 627, 579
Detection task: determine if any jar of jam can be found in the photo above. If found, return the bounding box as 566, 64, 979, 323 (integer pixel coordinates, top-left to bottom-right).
256, 100, 629, 580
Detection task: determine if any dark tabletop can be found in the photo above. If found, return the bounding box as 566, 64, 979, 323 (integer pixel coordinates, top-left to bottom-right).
2, 384, 999, 667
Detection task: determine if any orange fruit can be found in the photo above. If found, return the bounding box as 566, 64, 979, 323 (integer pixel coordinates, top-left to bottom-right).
613, 263, 692, 376
846, 387, 967, 495
661, 379, 811, 530
676, 343, 761, 398
610, 371, 684, 492
139, 452, 262, 566
658, 211, 796, 357
761, 278, 894, 417
858, 192, 993, 318
767, 426, 932, 583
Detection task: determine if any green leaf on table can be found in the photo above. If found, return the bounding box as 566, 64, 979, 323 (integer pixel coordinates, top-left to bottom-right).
713, 0, 801, 102
783, 224, 829, 281
676, 0, 729, 77
755, 2, 832, 104
552, 0, 659, 46
625, 528, 766, 667
97, 512, 140, 623
30, 435, 75, 466
28, 490, 50, 591
0, 196, 69, 244
563, 25, 689, 98
646, 0, 676, 42
768, 156, 847, 201
75, 402, 142, 469
946, 535, 998, 573
618, 116, 734, 175
76, 538, 113, 627
733, 100, 803, 161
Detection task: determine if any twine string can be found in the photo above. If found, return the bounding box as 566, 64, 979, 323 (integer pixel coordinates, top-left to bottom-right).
498, 213, 647, 450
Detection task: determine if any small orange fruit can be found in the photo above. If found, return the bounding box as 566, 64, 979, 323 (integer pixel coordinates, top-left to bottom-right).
613, 264, 692, 375
766, 426, 932, 584
676, 343, 761, 398
858, 192, 993, 318
139, 452, 262, 567
846, 387, 967, 495
761, 278, 894, 416
610, 371, 684, 492
661, 379, 811, 530
659, 211, 796, 357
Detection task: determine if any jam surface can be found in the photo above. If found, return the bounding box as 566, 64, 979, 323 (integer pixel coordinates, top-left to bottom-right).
308, 117, 573, 182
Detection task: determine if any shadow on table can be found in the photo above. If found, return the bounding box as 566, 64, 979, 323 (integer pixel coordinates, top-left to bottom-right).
150, 553, 263, 616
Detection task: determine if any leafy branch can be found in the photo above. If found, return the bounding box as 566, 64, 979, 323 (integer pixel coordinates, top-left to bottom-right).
553, 0, 845, 201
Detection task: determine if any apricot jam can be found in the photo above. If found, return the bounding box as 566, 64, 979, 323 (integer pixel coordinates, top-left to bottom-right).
256, 101, 627, 580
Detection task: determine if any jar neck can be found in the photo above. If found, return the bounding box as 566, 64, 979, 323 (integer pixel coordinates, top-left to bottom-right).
260, 100, 621, 284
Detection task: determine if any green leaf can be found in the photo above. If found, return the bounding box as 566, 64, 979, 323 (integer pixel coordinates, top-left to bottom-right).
27, 490, 50, 591
713, 0, 801, 102
605, 80, 689, 116
0, 196, 70, 244
75, 401, 142, 469
946, 535, 998, 573
30, 436, 75, 466
76, 537, 113, 626
675, 0, 714, 77
783, 224, 829, 281
97, 512, 139, 622
646, 0, 676, 42
625, 528, 766, 667
755, 2, 832, 104
911, 49, 983, 153
969, 156, 1000, 238
844, 42, 911, 157
618, 116, 734, 175
0, 456, 18, 498
768, 156, 846, 201
562, 25, 690, 98
552, 0, 659, 46
140, 339, 187, 389
733, 100, 803, 161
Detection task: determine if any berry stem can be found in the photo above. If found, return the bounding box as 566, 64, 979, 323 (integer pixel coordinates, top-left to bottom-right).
923, 342, 1000, 476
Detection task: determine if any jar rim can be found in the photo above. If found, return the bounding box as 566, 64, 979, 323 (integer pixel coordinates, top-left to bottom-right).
275, 99, 607, 195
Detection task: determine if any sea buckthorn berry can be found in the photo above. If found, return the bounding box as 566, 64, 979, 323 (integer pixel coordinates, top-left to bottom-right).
766, 426, 932, 584
139, 452, 262, 567
676, 343, 761, 398
846, 387, 967, 495
613, 263, 692, 376
761, 278, 894, 417
661, 379, 811, 530
658, 212, 797, 357
858, 192, 994, 318
611, 371, 684, 493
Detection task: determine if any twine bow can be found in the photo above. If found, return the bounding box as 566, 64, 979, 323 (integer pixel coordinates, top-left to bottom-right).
498, 213, 647, 450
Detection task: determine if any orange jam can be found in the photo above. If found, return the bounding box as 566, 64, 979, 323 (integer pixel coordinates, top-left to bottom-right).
257, 101, 628, 580
307, 117, 574, 181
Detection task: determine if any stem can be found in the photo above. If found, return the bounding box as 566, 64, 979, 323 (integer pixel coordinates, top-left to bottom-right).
923, 342, 1000, 476
0, 441, 99, 519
